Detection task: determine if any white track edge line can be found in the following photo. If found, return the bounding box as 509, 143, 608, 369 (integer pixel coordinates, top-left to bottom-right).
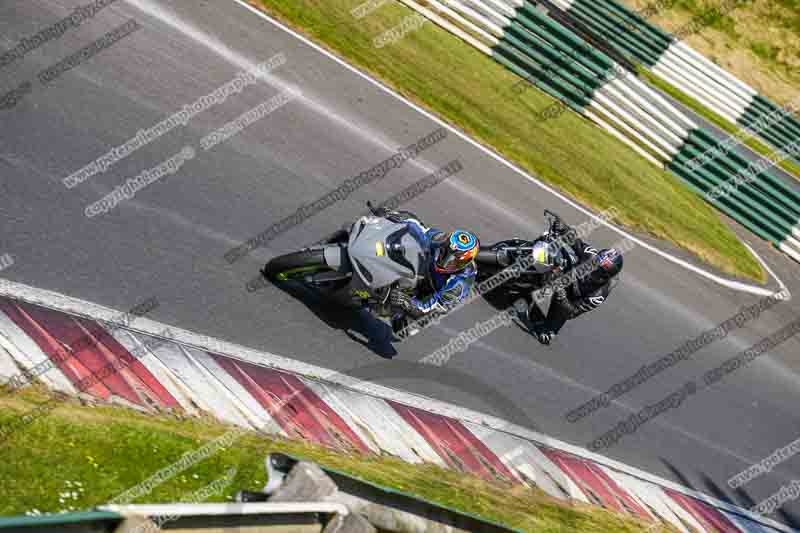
744, 242, 791, 302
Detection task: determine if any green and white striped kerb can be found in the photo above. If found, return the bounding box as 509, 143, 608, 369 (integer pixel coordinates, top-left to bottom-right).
409, 0, 697, 166
668, 129, 800, 262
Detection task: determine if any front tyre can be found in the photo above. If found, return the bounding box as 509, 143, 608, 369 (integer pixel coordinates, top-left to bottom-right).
264, 249, 330, 281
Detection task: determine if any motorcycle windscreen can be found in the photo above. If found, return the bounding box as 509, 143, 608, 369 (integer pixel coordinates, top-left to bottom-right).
347, 216, 423, 290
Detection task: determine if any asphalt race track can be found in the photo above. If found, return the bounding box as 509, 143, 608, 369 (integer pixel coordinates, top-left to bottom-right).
2, 0, 800, 525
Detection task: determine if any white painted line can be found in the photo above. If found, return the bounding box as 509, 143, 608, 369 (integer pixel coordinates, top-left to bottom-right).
742, 242, 791, 301
779, 241, 800, 265
0, 279, 793, 532
229, 0, 787, 298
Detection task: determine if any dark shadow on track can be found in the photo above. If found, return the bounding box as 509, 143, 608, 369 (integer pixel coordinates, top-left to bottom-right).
715, 472, 800, 528
700, 472, 735, 505
733, 481, 800, 528
732, 486, 758, 510
661, 458, 800, 529
263, 278, 398, 359
472, 278, 542, 337
775, 504, 800, 528
661, 458, 698, 493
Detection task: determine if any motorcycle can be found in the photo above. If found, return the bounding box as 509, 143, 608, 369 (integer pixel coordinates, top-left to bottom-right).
475, 210, 579, 326
262, 203, 426, 330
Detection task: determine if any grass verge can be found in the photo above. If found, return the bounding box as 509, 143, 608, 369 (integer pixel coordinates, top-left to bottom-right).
249, 0, 765, 282
638, 68, 800, 181
618, 0, 800, 108
0, 385, 676, 532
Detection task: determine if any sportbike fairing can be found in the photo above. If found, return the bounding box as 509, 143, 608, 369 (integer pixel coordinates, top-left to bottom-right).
346, 216, 424, 291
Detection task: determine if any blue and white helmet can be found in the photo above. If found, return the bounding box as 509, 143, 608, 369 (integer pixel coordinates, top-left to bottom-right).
433, 229, 479, 273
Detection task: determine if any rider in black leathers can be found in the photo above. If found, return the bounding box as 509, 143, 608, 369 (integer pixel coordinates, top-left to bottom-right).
476, 213, 623, 345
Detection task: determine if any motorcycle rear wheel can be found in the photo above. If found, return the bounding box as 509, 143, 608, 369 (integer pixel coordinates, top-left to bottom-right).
264, 249, 331, 281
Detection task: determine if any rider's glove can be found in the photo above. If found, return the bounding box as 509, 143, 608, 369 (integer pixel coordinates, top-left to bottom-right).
390, 290, 418, 315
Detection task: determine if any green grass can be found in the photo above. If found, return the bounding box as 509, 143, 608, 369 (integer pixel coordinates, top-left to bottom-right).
638, 67, 800, 180
674, 0, 799, 64
248, 0, 765, 282
672, 0, 745, 37
750, 42, 779, 62
620, 0, 800, 108
0, 385, 677, 532
769, 0, 800, 34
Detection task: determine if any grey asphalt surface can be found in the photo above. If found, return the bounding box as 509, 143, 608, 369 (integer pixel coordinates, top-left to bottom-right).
1, 0, 800, 525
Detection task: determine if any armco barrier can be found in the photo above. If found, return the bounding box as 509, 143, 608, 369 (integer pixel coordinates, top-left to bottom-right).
393, 0, 800, 263
0, 293, 797, 532
251, 453, 523, 532
0, 511, 123, 532
0, 505, 340, 532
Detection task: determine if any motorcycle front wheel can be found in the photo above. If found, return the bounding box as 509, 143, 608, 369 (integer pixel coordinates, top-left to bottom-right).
264, 249, 331, 281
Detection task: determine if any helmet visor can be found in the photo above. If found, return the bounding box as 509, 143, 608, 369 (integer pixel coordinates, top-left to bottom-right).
435, 247, 478, 273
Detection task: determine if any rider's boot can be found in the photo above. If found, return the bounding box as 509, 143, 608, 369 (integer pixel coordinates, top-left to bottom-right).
391, 313, 420, 340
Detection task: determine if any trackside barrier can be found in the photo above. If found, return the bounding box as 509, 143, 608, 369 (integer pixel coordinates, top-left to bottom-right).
0, 505, 340, 532
0, 511, 123, 532
250, 453, 523, 532
394, 0, 800, 263
104, 502, 343, 532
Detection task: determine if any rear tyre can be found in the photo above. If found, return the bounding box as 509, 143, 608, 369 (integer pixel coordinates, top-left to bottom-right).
264, 249, 331, 281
